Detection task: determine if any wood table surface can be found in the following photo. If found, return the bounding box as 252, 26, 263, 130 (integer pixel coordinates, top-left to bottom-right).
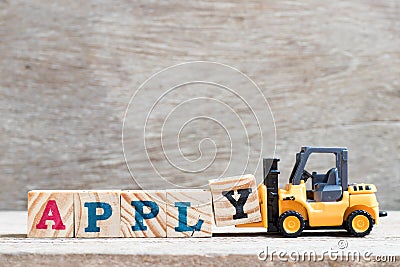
0, 211, 398, 266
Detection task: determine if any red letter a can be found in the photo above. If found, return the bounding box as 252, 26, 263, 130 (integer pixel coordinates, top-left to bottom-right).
36, 200, 66, 230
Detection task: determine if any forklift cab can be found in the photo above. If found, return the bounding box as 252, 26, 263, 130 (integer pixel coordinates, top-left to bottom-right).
289, 147, 349, 202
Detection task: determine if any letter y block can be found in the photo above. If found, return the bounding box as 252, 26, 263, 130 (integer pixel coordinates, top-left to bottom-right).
209, 174, 261, 226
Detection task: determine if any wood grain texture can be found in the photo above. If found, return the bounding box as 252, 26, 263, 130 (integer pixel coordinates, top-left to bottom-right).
120, 190, 166, 237
0, 1, 399, 211
209, 174, 261, 226
27, 190, 74, 237
166, 189, 212, 237
74, 191, 120, 238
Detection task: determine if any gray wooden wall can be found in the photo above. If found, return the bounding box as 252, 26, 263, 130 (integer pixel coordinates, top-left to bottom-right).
1, 0, 399, 210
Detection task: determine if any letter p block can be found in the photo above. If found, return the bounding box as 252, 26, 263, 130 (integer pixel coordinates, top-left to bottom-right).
74, 191, 120, 237
120, 190, 166, 237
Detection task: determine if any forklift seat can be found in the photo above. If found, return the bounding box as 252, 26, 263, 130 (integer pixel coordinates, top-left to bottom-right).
313, 168, 342, 202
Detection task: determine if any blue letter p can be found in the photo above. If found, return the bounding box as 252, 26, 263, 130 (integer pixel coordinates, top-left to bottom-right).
131, 201, 159, 231
84, 202, 112, 232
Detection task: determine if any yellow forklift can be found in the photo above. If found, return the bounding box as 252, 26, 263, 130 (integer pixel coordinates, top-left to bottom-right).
239, 147, 387, 237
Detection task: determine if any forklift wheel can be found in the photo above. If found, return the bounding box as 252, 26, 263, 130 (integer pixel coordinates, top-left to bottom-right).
278, 211, 305, 238
346, 210, 373, 237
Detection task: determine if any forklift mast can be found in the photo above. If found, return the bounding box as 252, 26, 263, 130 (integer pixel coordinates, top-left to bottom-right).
263, 158, 280, 232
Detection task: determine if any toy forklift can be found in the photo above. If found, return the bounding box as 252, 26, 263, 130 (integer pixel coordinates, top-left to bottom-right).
239, 147, 387, 237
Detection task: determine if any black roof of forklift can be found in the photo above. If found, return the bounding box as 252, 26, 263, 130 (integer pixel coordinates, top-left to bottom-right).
289, 147, 349, 190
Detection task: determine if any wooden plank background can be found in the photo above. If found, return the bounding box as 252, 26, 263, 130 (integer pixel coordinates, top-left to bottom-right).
0, 0, 399, 210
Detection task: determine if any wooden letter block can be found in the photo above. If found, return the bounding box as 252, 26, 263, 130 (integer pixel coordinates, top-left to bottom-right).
27, 190, 74, 238
209, 174, 261, 227
166, 189, 212, 238
74, 190, 120, 237
120, 190, 167, 237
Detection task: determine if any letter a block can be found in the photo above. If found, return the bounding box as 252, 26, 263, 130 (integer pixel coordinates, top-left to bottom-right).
166, 189, 212, 237
27, 190, 74, 237
120, 190, 167, 237
74, 191, 120, 237
209, 174, 261, 227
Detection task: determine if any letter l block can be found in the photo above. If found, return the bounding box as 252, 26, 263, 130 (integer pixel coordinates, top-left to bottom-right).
166, 189, 212, 237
